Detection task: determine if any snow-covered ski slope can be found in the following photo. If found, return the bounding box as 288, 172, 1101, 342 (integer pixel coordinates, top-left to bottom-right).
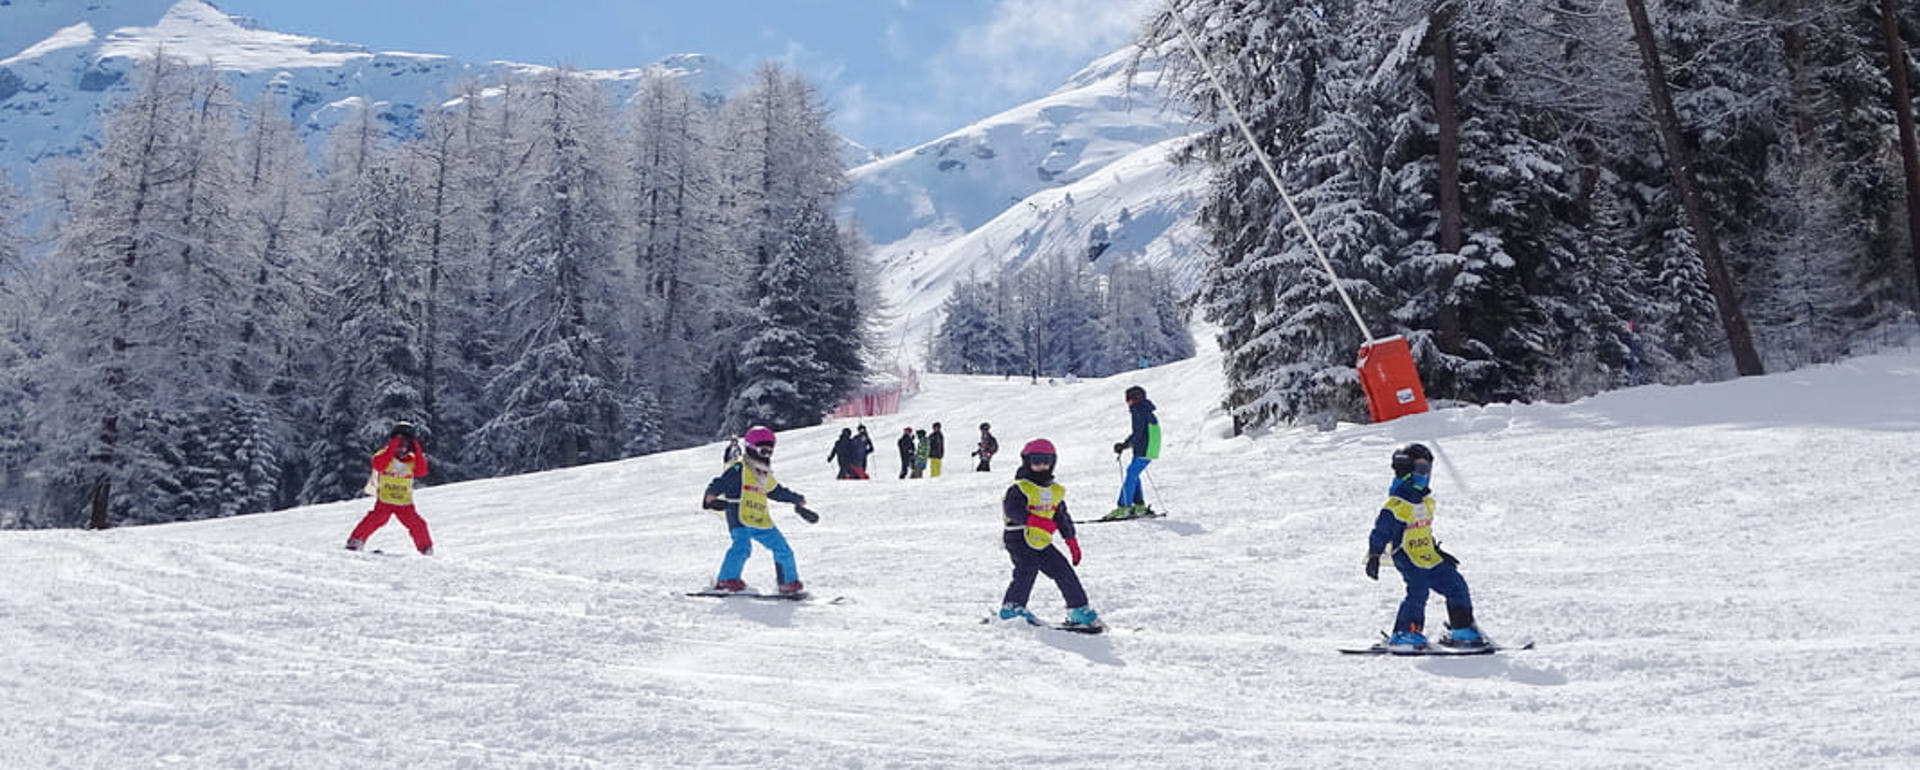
5, 333, 1919, 768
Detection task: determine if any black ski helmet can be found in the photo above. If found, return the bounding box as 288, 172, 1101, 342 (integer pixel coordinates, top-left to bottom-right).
390, 421, 417, 440
979, 422, 991, 432
1390, 443, 1433, 476
1124, 385, 1146, 403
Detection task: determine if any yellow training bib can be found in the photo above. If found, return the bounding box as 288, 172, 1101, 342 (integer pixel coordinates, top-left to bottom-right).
1015, 480, 1066, 549
1384, 494, 1442, 568
376, 458, 417, 505
739, 463, 775, 529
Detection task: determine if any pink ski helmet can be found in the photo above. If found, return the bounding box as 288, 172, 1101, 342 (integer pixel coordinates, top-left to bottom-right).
1020, 438, 1057, 466
743, 426, 776, 459
743, 426, 776, 447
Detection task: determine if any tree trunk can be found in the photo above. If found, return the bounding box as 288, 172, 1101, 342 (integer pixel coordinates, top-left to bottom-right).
88, 413, 117, 530
1881, 0, 1920, 303
1430, 5, 1466, 353
1623, 0, 1765, 376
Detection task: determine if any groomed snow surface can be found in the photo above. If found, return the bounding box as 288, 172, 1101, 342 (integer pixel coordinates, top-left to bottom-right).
5, 333, 1919, 768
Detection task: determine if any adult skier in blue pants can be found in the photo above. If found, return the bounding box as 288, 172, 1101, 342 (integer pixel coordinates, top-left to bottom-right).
1106, 385, 1160, 520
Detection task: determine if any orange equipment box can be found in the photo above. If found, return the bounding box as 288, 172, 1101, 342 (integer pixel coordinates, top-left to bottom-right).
1356, 335, 1430, 423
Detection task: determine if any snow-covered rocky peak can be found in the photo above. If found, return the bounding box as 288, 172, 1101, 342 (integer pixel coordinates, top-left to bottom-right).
0, 0, 742, 179
841, 45, 1206, 361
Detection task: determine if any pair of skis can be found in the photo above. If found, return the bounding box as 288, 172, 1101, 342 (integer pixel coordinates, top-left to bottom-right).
1088, 509, 1165, 523
977, 615, 1108, 635
684, 589, 850, 605
1338, 631, 1533, 656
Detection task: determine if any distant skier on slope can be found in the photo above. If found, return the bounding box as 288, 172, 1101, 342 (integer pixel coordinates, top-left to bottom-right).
853, 424, 875, 478
971, 422, 999, 472
827, 428, 857, 479
1105, 385, 1160, 520
896, 427, 916, 479
911, 428, 930, 479
928, 422, 946, 477
996, 438, 1103, 631
345, 421, 435, 555
702, 426, 814, 596
1364, 443, 1487, 652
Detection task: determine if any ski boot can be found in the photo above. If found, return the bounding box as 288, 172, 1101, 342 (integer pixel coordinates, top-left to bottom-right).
344, 538, 365, 551
998, 603, 1039, 624
712, 578, 748, 593
1386, 630, 1429, 652
1440, 625, 1488, 649
1064, 606, 1105, 631
777, 580, 805, 596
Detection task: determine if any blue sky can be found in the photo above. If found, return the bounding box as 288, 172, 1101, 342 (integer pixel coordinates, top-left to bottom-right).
213, 0, 1157, 153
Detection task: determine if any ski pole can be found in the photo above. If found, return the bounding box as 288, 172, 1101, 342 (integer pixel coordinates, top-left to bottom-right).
1427, 438, 1473, 499
1143, 467, 1173, 513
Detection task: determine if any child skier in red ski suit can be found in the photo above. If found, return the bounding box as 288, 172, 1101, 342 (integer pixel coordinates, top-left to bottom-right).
345, 422, 434, 555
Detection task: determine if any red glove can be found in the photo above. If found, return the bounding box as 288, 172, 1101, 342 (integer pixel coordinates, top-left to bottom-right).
1066, 538, 1082, 566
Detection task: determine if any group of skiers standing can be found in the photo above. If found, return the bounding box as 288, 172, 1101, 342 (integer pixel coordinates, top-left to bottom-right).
344, 381, 1491, 650
819, 421, 1010, 480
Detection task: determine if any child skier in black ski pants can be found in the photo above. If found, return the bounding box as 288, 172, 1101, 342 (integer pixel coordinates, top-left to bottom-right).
997, 438, 1101, 630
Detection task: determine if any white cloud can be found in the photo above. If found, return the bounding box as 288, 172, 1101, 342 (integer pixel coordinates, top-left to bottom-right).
928, 0, 1156, 118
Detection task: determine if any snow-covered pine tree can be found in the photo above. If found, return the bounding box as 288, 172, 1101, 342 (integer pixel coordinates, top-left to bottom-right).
1143, 0, 1381, 428
1649, 0, 1809, 372
1030, 250, 1104, 377
116, 65, 294, 523
469, 69, 640, 472
714, 64, 865, 432
397, 82, 497, 483
228, 92, 324, 509
625, 71, 733, 445
724, 206, 833, 433
299, 132, 428, 504
0, 174, 30, 519
789, 205, 869, 413
1100, 261, 1195, 375
1394, 4, 1638, 404
42, 51, 204, 527
931, 278, 1022, 375
1782, 0, 1917, 326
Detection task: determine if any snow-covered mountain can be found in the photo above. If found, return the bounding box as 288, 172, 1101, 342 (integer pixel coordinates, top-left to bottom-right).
0, 0, 752, 178
843, 47, 1209, 357
2, 0, 1210, 360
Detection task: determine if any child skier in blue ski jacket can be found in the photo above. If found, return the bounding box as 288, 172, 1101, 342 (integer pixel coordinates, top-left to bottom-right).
1365, 443, 1484, 651
997, 438, 1102, 630
703, 426, 814, 595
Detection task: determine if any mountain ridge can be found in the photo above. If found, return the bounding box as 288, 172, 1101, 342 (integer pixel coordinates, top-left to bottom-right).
2, 0, 1208, 358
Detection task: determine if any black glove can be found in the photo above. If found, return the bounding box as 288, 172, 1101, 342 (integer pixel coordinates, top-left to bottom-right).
796, 505, 820, 524
703, 497, 727, 511
1113, 442, 1127, 454
1437, 545, 1459, 566
1364, 552, 1381, 580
